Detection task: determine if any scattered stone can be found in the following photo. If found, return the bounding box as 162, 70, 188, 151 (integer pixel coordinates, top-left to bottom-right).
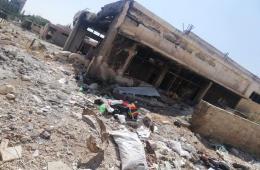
47, 161, 72, 170
0, 145, 22, 162
0, 84, 15, 95
21, 75, 31, 81
166, 140, 191, 159
233, 163, 250, 170
32, 95, 42, 104
0, 40, 15, 46
29, 40, 46, 51
182, 143, 197, 154
143, 115, 153, 128
7, 49, 17, 57
174, 118, 191, 128
44, 54, 54, 59
58, 78, 67, 84
20, 136, 31, 143
55, 51, 72, 58
0, 53, 8, 61
159, 161, 174, 170
0, 139, 9, 150
32, 150, 39, 157
16, 56, 25, 62
40, 130, 51, 140
6, 93, 16, 100
87, 135, 102, 153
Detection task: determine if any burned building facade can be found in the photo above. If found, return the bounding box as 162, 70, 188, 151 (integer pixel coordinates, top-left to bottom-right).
64, 0, 260, 111
40, 23, 71, 47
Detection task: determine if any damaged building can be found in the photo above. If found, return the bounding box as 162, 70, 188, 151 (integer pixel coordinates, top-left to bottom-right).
40, 23, 72, 47
42, 22, 98, 50
64, 0, 260, 119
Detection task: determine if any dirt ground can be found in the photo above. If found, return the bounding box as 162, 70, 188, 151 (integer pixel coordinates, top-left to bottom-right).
0, 22, 259, 170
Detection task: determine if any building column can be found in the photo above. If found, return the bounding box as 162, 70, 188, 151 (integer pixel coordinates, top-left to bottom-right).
87, 1, 130, 79
118, 44, 137, 76
96, 1, 130, 62
155, 65, 169, 87
63, 21, 86, 53
193, 81, 213, 104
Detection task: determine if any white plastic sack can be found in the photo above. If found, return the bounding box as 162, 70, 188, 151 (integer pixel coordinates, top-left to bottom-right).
166, 140, 191, 159
136, 126, 151, 140
110, 130, 148, 170
108, 99, 124, 105
115, 114, 126, 124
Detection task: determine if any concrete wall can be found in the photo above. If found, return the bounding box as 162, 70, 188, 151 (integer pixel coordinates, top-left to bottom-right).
41, 24, 70, 47
51, 31, 68, 47
236, 98, 260, 123
31, 23, 41, 34
117, 1, 260, 98
192, 101, 260, 157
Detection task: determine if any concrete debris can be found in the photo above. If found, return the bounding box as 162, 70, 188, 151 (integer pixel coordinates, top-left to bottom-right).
114, 86, 160, 97
200, 154, 233, 170
6, 93, 16, 100
0, 53, 8, 61
0, 84, 15, 95
174, 118, 191, 128
0, 139, 9, 150
32, 149, 39, 157
47, 161, 72, 170
40, 130, 51, 140
158, 161, 174, 170
83, 108, 109, 154
21, 75, 31, 81
142, 115, 153, 127
0, 141, 22, 162
1, 146, 22, 162
232, 163, 250, 170
29, 39, 47, 51
54, 51, 72, 60
0, 39, 16, 46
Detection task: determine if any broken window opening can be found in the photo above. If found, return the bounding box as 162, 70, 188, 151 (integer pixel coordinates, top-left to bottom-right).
62, 33, 69, 37
124, 45, 206, 102
107, 36, 137, 71
249, 92, 260, 104
87, 28, 105, 38
203, 83, 241, 109
159, 69, 205, 102
46, 35, 52, 40
125, 46, 164, 85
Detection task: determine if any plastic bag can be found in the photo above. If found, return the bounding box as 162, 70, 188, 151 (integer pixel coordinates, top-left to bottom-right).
166, 140, 191, 159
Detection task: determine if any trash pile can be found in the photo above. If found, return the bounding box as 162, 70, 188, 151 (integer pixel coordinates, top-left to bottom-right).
88, 92, 258, 170
95, 98, 139, 123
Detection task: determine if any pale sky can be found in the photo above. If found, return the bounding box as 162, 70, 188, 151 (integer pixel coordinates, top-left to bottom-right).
23, 0, 260, 76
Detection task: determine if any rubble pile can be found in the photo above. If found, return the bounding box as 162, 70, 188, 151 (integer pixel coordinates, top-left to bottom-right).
0, 22, 259, 170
